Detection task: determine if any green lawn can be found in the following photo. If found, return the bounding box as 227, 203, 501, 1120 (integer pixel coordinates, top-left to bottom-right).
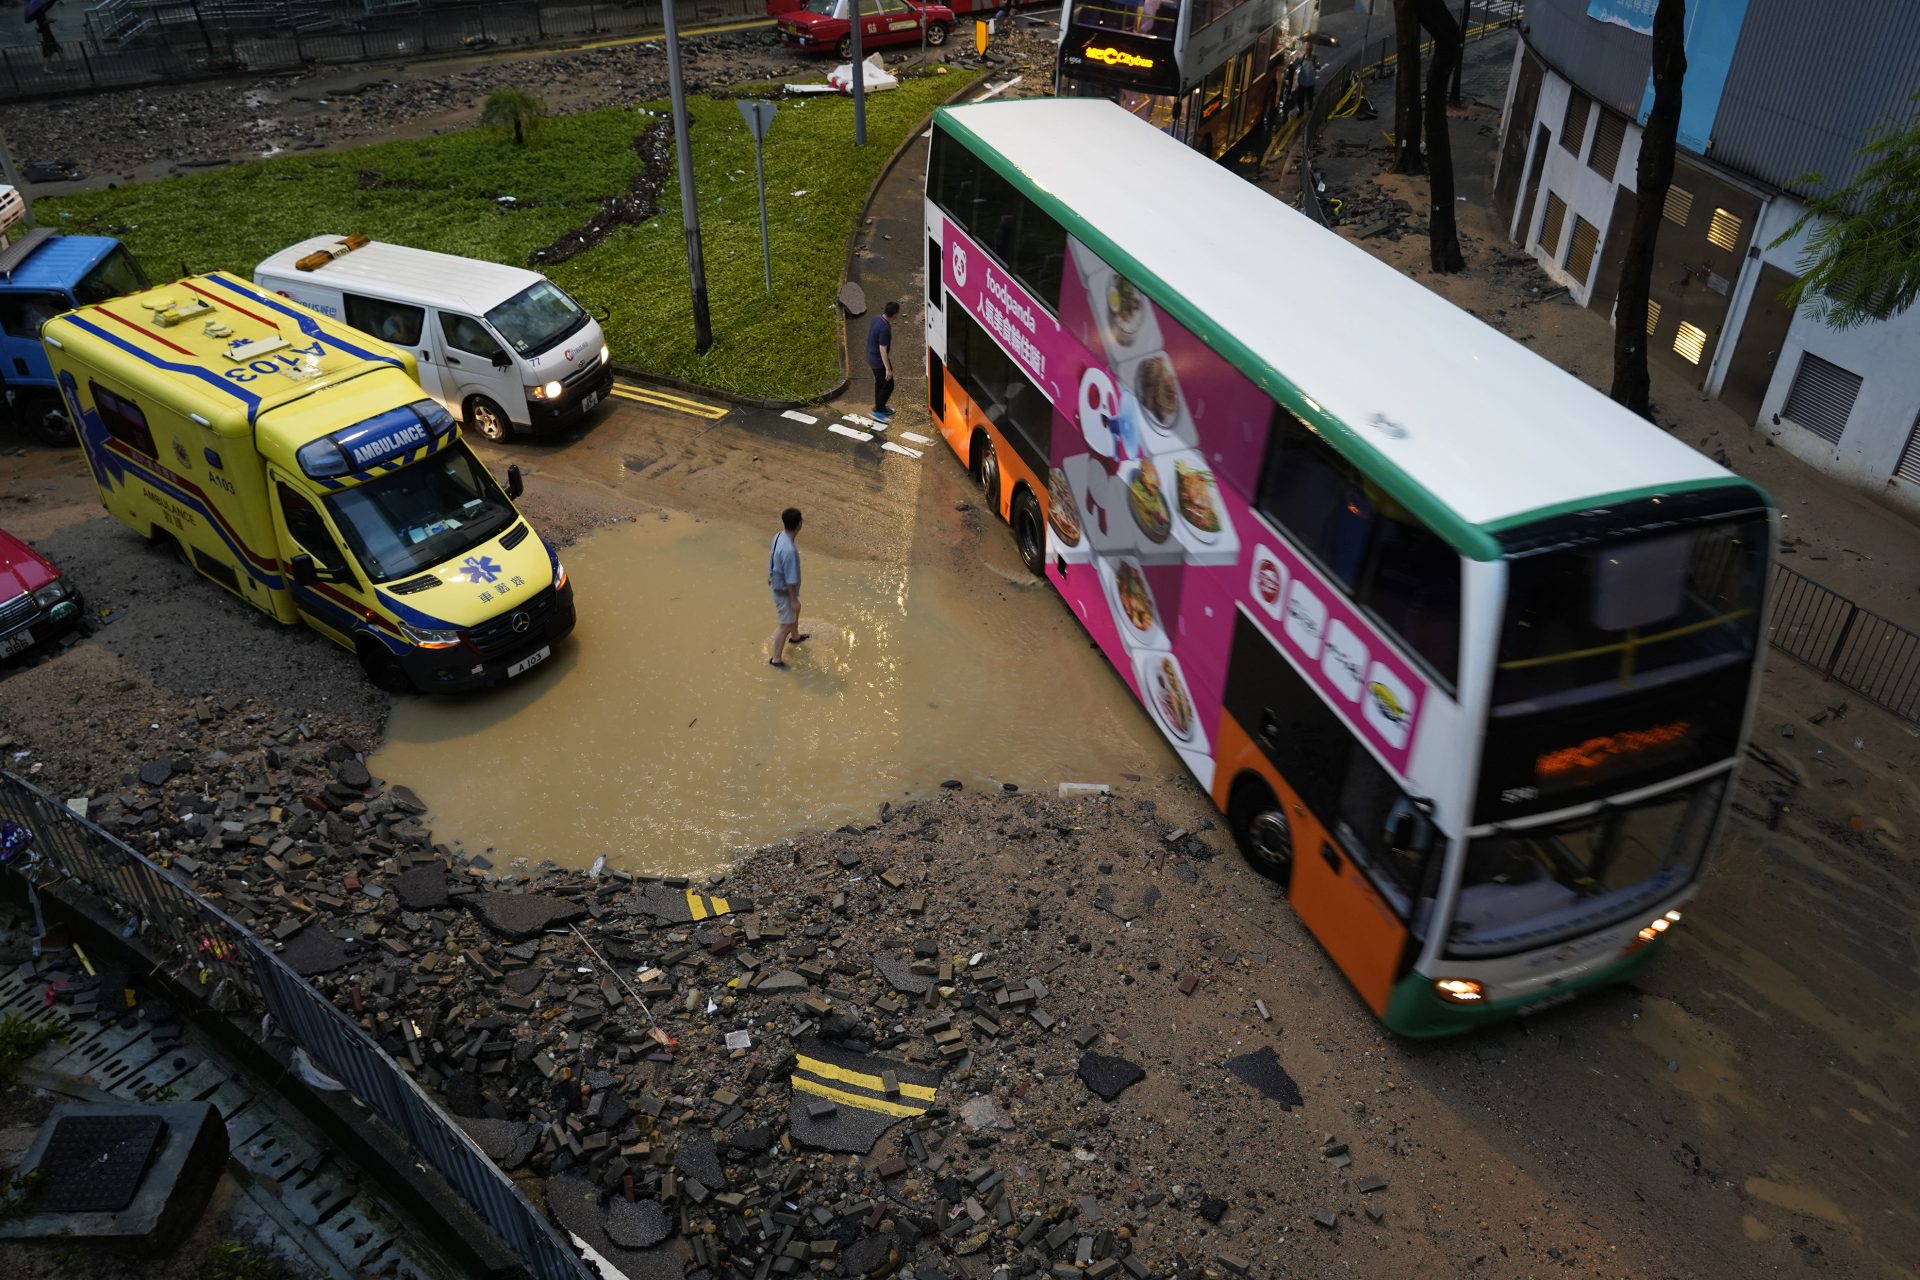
40, 69, 981, 400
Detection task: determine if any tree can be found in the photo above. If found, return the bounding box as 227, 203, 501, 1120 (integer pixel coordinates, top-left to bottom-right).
1415, 0, 1465, 272
1391, 0, 1424, 175
1609, 0, 1686, 417
481, 89, 546, 147
1773, 91, 1920, 330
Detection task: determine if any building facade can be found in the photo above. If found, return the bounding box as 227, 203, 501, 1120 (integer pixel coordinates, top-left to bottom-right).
1491, 0, 1920, 517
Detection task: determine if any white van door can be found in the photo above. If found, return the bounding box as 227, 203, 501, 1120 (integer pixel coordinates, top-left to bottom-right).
434, 311, 525, 442
342, 293, 447, 405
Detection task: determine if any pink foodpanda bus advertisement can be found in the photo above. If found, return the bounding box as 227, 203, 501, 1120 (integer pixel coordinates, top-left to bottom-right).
942, 222, 1430, 795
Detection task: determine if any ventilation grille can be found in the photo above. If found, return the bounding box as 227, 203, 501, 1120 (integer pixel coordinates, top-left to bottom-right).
1645, 300, 1663, 335
1663, 185, 1693, 227
388, 573, 443, 595
1541, 192, 1569, 259
1781, 352, 1864, 446
1588, 112, 1626, 180
1561, 91, 1591, 158
1673, 322, 1709, 365
1567, 215, 1600, 285
1707, 207, 1743, 252
1897, 410, 1920, 485
499, 522, 530, 550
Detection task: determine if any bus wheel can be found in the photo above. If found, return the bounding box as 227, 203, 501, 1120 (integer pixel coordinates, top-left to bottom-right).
358, 639, 415, 695
467, 396, 514, 443
28, 394, 72, 448
923, 21, 949, 46
973, 439, 1001, 513
1012, 488, 1045, 576
1229, 775, 1293, 885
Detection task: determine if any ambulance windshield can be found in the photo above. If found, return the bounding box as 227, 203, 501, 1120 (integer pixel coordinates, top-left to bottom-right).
324, 442, 516, 583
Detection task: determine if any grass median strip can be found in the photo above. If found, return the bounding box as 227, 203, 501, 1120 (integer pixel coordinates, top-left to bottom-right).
40, 69, 982, 403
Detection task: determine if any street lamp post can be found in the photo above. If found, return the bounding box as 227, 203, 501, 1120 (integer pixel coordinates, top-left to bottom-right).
661, 0, 713, 353
850, 0, 866, 147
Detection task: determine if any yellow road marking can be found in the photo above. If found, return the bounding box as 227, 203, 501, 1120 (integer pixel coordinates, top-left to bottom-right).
684, 890, 732, 921
614, 382, 728, 415
792, 1075, 930, 1118
611, 386, 728, 420
539, 17, 772, 56
796, 1055, 937, 1102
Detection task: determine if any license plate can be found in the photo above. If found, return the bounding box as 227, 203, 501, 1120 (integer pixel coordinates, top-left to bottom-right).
507, 645, 551, 678
581, 391, 599, 412
0, 628, 34, 659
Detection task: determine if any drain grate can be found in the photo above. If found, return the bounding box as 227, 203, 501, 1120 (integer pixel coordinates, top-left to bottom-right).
35, 1114, 167, 1212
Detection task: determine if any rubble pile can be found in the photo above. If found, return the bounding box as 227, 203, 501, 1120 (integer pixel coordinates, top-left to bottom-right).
43, 728, 1407, 1280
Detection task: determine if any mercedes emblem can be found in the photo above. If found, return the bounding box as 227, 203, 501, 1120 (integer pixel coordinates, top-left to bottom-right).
511, 611, 531, 634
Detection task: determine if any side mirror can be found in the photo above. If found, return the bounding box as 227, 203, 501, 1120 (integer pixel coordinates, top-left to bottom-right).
289, 553, 318, 587
505, 464, 524, 500
490, 351, 512, 369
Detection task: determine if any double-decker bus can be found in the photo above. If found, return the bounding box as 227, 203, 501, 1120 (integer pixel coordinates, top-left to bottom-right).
922, 98, 1773, 1036
1054, 0, 1319, 160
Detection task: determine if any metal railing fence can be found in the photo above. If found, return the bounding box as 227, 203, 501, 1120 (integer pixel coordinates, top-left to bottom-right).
0, 770, 593, 1280
0, 0, 767, 101
1766, 563, 1920, 724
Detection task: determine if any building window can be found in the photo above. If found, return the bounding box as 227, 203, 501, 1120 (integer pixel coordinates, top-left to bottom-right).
1896, 409, 1920, 485
1780, 352, 1864, 446
1560, 90, 1591, 158
1587, 111, 1626, 181
1662, 185, 1693, 227
1566, 215, 1600, 285
1672, 321, 1708, 365
1540, 192, 1569, 259
1706, 207, 1743, 253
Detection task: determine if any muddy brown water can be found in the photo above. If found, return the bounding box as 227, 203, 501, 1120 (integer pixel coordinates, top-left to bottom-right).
371, 514, 1173, 874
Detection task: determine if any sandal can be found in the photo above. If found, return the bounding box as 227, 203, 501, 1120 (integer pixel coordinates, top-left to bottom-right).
768, 659, 788, 669
790, 633, 811, 644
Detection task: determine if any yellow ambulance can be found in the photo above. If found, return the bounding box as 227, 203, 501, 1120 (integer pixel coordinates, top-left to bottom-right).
43, 271, 575, 692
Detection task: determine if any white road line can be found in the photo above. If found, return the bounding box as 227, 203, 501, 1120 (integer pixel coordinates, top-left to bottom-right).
977, 77, 1023, 102
881, 442, 923, 459
827, 424, 874, 442
843, 412, 887, 431
899, 431, 933, 445
781, 409, 819, 425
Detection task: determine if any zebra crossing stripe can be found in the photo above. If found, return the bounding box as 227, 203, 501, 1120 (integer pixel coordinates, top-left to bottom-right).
781, 410, 818, 425
827, 424, 873, 442
881, 442, 922, 459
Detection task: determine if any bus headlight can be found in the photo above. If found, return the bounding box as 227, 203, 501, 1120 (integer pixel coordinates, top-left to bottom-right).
1434, 978, 1483, 1003
399, 621, 462, 650
1637, 908, 1684, 943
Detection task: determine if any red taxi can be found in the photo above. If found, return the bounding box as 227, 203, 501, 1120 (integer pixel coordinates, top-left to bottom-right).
0, 528, 82, 665
775, 0, 956, 59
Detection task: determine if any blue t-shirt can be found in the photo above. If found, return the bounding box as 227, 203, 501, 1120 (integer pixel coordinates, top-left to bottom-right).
866, 315, 893, 368
769, 531, 800, 591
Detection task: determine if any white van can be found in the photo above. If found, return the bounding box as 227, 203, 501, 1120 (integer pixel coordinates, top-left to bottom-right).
255, 234, 613, 442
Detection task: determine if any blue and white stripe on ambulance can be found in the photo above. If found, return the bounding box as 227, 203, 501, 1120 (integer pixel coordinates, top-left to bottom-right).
63, 315, 263, 421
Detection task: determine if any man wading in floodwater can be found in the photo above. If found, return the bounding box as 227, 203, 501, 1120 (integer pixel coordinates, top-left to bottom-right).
768, 507, 807, 669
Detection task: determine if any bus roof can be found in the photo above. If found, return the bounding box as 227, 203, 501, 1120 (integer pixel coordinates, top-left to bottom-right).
47, 271, 411, 433
257, 236, 547, 315
936, 99, 1755, 557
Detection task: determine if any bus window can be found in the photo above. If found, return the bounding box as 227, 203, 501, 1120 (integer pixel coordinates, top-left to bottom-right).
1494, 517, 1766, 707
1332, 742, 1441, 935
1258, 410, 1460, 689
928, 130, 1064, 313
946, 307, 1052, 468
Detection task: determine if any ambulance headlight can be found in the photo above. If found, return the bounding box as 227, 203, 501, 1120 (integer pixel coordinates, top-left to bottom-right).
399, 621, 462, 650
33, 579, 71, 608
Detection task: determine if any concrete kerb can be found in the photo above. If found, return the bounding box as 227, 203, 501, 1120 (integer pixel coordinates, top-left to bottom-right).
610, 64, 994, 412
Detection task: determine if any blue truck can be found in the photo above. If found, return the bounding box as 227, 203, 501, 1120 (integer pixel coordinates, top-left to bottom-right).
0, 224, 148, 445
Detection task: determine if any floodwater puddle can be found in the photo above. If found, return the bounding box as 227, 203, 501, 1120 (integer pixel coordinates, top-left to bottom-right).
372, 515, 1173, 874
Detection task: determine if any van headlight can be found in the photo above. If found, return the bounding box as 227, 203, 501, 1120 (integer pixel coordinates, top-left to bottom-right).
599, 346, 610, 365
32, 579, 71, 608
528, 380, 564, 401
399, 621, 462, 650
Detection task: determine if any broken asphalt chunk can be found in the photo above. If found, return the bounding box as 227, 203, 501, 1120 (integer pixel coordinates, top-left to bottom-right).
1225, 1045, 1304, 1110
605, 1197, 673, 1250
463, 891, 586, 940
1076, 1052, 1144, 1102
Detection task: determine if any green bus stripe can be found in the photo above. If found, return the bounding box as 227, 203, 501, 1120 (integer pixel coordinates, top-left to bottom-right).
1482, 475, 1773, 534
936, 105, 1505, 563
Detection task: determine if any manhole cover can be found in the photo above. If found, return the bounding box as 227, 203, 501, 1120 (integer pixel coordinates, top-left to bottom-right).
35, 1114, 167, 1212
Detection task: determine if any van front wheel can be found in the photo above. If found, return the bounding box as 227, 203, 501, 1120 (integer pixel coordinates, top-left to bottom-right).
358, 638, 414, 694
467, 396, 514, 443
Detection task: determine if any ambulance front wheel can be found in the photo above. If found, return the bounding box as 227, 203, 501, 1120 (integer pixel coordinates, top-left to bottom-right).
357, 638, 415, 695
467, 395, 514, 443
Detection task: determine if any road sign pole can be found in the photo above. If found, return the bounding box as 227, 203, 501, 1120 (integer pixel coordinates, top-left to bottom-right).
736, 100, 777, 294
663, 0, 713, 353
850, 1, 866, 147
